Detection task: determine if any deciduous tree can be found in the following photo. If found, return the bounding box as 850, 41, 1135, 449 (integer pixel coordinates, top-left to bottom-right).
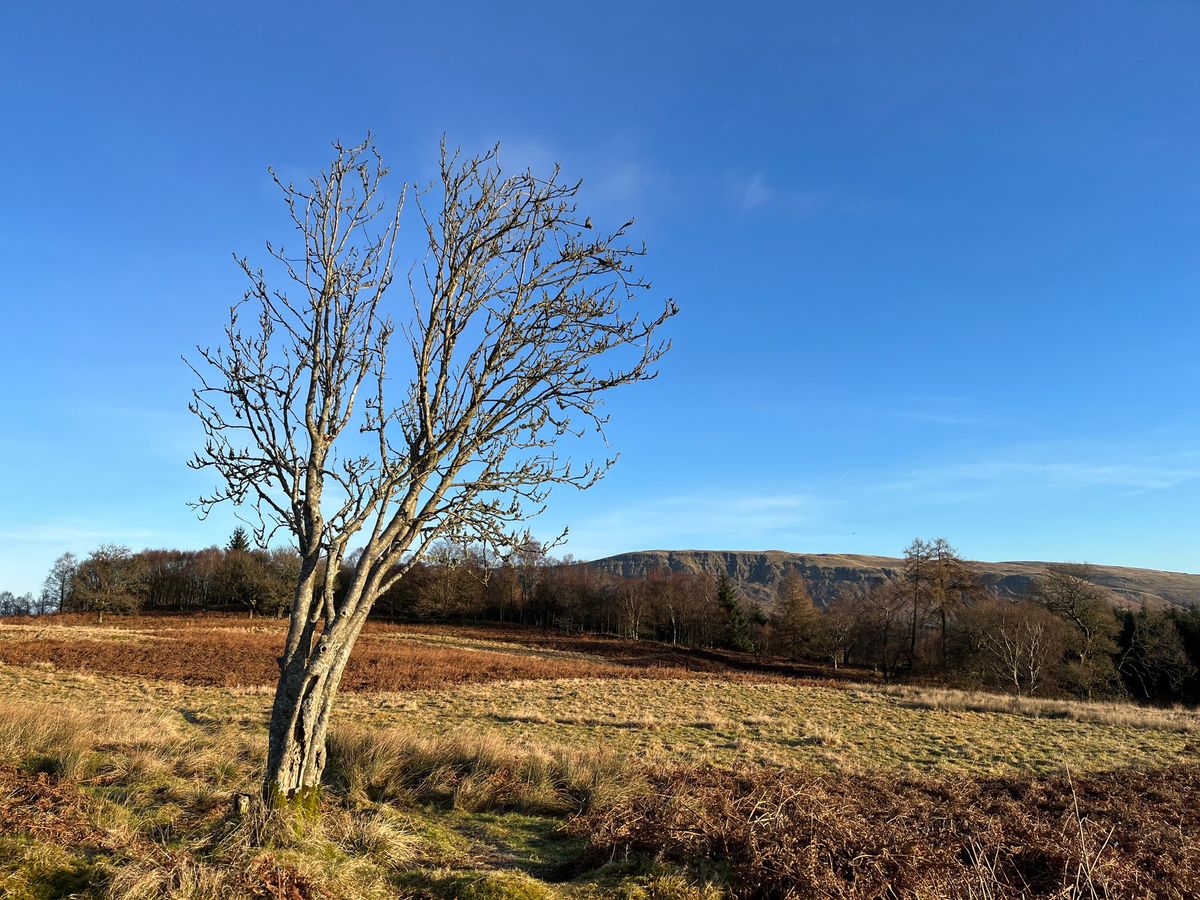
816, 586, 857, 669
40, 552, 78, 614
1118, 606, 1195, 700
1028, 564, 1118, 697
967, 600, 1070, 696
852, 578, 909, 681
0, 591, 33, 616
69, 544, 145, 622
901, 537, 977, 670
188, 137, 675, 807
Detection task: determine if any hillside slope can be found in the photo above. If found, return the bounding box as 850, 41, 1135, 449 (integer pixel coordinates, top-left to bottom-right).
588, 549, 1200, 610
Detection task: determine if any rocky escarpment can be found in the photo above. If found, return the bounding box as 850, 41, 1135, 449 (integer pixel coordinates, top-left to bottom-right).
587, 550, 1200, 611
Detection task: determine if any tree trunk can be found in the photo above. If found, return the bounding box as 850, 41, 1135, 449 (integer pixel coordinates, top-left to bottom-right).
908, 605, 917, 667
263, 635, 356, 809
262, 561, 369, 810
940, 608, 948, 668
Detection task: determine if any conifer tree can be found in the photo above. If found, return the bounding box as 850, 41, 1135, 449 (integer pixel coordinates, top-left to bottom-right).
227, 526, 251, 553
717, 571, 754, 652
773, 570, 819, 658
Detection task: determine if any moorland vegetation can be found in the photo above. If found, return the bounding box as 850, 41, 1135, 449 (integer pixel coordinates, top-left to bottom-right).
9, 532, 1198, 706
1, 615, 1198, 898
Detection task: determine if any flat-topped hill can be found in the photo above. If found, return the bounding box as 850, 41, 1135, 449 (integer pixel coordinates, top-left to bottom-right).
588, 549, 1200, 609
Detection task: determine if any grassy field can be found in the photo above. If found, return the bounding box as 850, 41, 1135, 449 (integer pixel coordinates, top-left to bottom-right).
1, 615, 1198, 898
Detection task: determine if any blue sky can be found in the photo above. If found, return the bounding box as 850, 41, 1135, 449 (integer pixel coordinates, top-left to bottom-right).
1, 1, 1198, 595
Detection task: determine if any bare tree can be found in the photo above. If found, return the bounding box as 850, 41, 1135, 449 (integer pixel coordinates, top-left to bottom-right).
1118, 606, 1195, 699
0, 591, 33, 617
900, 537, 977, 670
840, 578, 907, 681
420, 538, 485, 618
68, 544, 145, 622
188, 137, 675, 807
40, 551, 78, 614
902, 538, 933, 668
925, 538, 979, 668
1028, 564, 1118, 697
972, 600, 1068, 697
816, 587, 857, 670
617, 579, 650, 639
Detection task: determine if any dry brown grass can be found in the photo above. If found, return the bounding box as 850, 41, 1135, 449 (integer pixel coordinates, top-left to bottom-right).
0, 697, 437, 900
326, 724, 633, 815
882, 684, 1200, 734
0, 764, 108, 847
0, 614, 857, 695
0, 698, 188, 781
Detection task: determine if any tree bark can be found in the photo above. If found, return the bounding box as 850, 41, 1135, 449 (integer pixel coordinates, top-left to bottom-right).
263, 619, 361, 808
264, 664, 331, 810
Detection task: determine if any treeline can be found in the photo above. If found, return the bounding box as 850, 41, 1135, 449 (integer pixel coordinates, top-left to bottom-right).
17, 532, 1200, 703
34, 531, 734, 644
29, 530, 300, 621
762, 538, 1200, 705
25, 530, 728, 640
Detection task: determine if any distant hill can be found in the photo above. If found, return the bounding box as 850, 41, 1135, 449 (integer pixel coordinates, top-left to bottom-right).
587, 550, 1200, 611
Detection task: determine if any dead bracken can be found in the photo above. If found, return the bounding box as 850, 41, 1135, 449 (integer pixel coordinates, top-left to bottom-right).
1, 616, 1198, 897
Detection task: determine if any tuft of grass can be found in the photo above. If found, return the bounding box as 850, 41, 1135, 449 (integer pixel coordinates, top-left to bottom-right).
325, 725, 633, 816
574, 860, 724, 899
104, 857, 243, 900
322, 806, 420, 869
403, 868, 557, 899
882, 683, 1200, 733
0, 702, 97, 780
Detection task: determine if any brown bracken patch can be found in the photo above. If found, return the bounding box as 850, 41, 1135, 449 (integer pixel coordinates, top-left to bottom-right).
0, 765, 106, 847
575, 762, 1200, 899
0, 616, 746, 691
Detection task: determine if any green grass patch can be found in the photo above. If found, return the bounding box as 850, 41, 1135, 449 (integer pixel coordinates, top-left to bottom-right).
0, 837, 106, 900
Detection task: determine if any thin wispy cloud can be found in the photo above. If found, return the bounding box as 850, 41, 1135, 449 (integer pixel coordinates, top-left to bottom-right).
877, 449, 1200, 503
727, 172, 841, 216
732, 172, 776, 212
565, 491, 825, 556
488, 136, 673, 220
559, 440, 1200, 560
592, 159, 665, 209
897, 410, 999, 427
841, 398, 1005, 429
